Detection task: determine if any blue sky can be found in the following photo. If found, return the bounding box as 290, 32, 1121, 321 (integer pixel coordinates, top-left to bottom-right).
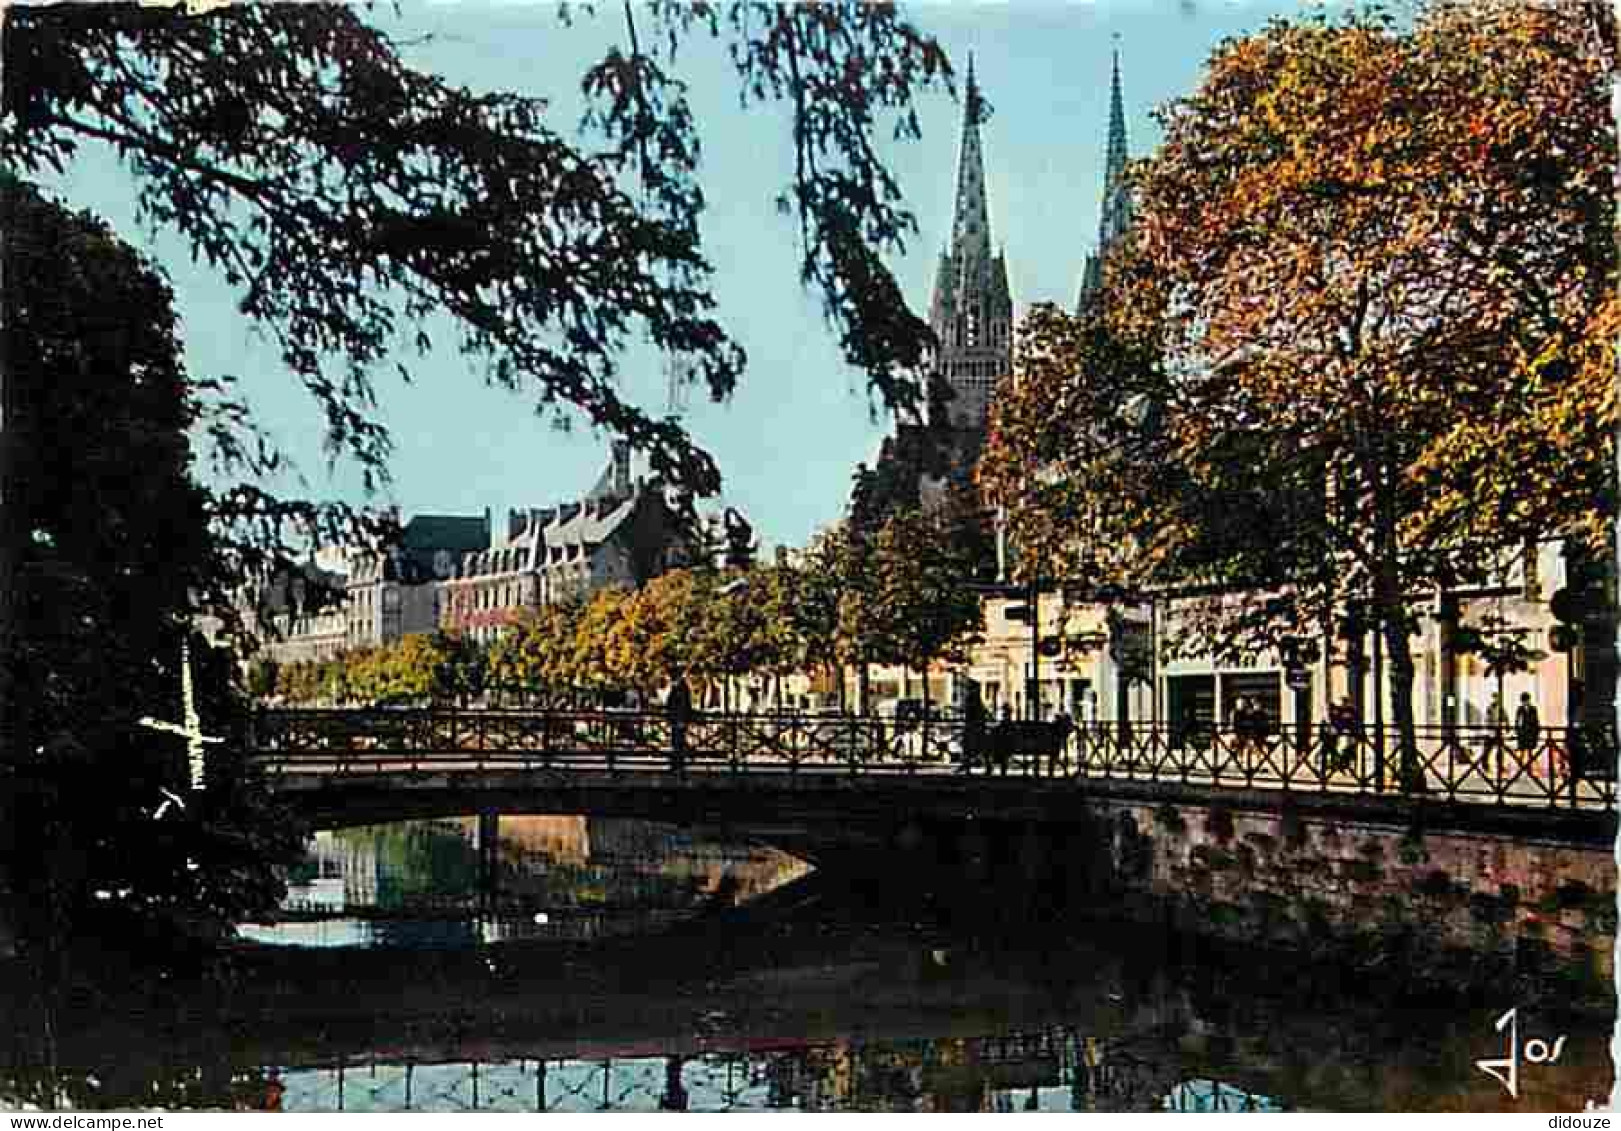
45, 0, 1323, 552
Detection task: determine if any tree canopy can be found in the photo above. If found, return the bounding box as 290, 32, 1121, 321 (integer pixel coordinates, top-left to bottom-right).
0, 1, 953, 539
980, 1, 1616, 769
2, 177, 302, 968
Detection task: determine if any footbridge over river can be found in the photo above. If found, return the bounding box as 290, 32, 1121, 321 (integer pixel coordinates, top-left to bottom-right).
249, 706, 1618, 1009
250, 706, 1615, 841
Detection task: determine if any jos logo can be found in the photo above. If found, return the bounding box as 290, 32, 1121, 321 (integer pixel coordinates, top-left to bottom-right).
1477, 1007, 1567, 1099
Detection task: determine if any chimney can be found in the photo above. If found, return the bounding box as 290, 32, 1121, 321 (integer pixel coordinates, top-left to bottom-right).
508, 508, 525, 542
483, 506, 491, 539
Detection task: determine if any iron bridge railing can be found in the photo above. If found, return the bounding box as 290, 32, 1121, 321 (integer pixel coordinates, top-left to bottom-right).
249, 708, 1617, 812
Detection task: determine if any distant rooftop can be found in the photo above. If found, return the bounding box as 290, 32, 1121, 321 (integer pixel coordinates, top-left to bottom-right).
400, 514, 488, 553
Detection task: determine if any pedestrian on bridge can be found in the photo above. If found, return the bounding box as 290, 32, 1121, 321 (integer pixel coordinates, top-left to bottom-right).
962, 686, 988, 775
1049, 710, 1074, 778
667, 676, 693, 775
1515, 692, 1543, 778
1327, 698, 1358, 777
996, 704, 1013, 777
1487, 693, 1509, 735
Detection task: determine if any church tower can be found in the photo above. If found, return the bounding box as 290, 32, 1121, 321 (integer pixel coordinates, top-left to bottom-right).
928, 57, 1013, 432
1077, 46, 1131, 311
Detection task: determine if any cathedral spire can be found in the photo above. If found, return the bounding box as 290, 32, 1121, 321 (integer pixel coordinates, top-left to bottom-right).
926, 54, 1012, 433
1079, 41, 1132, 312
1104, 43, 1128, 207
949, 52, 994, 271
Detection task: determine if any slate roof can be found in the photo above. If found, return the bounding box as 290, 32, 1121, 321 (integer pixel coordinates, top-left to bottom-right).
400, 515, 488, 553
461, 493, 645, 578
256, 562, 347, 616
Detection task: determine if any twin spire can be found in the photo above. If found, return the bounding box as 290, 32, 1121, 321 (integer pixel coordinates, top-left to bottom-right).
943, 44, 1128, 310
947, 53, 995, 275
930, 52, 1012, 431
1079, 43, 1131, 311
1104, 44, 1129, 217
926, 46, 1131, 429
1099, 46, 1131, 250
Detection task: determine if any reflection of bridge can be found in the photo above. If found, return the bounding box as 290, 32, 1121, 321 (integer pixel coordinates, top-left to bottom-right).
263, 1027, 1272, 1113
251, 708, 1615, 837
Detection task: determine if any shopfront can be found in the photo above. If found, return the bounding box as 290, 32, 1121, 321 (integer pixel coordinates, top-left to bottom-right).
1165, 669, 1285, 743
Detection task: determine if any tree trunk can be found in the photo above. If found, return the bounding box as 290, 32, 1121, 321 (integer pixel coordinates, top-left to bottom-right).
1377, 576, 1422, 791
1372, 448, 1420, 791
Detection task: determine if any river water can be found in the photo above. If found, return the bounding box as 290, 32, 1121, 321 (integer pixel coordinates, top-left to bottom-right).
3, 815, 1613, 1112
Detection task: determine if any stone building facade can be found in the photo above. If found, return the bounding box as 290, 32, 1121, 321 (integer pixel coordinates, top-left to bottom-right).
344, 511, 489, 648
438, 443, 691, 644
248, 562, 349, 665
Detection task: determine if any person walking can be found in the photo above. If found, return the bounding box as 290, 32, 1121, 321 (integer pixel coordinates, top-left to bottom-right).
996, 703, 1013, 777
1178, 699, 1201, 752
1328, 697, 1358, 776
1487, 693, 1509, 733
1050, 708, 1075, 778
1515, 692, 1542, 778
1482, 691, 1510, 781
962, 685, 987, 774
1318, 715, 1338, 780
667, 675, 693, 775
1230, 697, 1257, 771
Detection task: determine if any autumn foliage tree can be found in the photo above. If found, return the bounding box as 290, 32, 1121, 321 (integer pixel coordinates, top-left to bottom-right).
570, 586, 638, 694
747, 561, 816, 705
793, 526, 862, 707
867, 505, 985, 710
487, 601, 584, 703
982, 2, 1615, 780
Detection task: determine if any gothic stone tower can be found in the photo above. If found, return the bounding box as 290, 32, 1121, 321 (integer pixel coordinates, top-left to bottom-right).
928, 57, 1013, 433
1077, 46, 1131, 312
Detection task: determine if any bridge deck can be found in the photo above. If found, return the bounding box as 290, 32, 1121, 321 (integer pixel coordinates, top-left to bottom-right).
250, 709, 1616, 827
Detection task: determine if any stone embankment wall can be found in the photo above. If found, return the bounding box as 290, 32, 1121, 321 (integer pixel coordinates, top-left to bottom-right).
1081, 799, 1615, 1007
888, 798, 1613, 1008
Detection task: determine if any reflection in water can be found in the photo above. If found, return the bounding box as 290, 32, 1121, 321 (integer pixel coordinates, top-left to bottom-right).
3, 815, 1612, 1113
1163, 1080, 1283, 1113
241, 817, 811, 949
3, 1028, 1290, 1113
254, 1030, 1289, 1113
